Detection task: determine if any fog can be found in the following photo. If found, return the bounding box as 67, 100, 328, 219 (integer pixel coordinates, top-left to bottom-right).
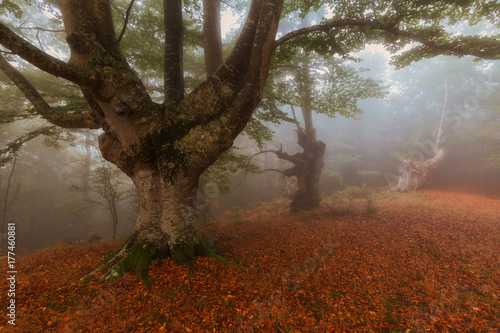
1, 51, 499, 252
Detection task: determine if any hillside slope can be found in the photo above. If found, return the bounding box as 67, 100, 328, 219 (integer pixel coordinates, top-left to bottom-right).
1, 188, 499, 332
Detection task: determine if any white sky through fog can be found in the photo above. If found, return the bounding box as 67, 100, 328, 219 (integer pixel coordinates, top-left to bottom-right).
221, 9, 242, 39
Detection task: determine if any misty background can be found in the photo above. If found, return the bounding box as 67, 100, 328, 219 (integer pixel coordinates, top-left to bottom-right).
1, 5, 499, 251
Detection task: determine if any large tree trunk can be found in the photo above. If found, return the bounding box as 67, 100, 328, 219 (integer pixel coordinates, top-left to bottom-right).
289, 67, 326, 211
0, 0, 284, 281
92, 165, 220, 282
266, 61, 327, 212
263, 109, 326, 212
289, 133, 326, 212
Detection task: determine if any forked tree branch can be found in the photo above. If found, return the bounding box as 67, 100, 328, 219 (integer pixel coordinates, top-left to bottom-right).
203, 0, 223, 77
214, 0, 263, 84
275, 19, 500, 60
290, 104, 303, 133
0, 22, 101, 86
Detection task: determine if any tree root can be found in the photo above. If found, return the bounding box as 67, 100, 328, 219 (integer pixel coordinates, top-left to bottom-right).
79, 234, 142, 283
80, 235, 228, 284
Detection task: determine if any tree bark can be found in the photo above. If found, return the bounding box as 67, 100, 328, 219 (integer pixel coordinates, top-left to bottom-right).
203, 0, 223, 77
1, 0, 286, 280
264, 60, 327, 212
260, 104, 326, 212
164, 0, 184, 103
288, 132, 326, 212
48, 0, 283, 281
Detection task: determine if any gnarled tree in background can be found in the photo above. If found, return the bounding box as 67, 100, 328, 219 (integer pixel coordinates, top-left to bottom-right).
393, 83, 448, 191
257, 56, 385, 212
1, 0, 499, 280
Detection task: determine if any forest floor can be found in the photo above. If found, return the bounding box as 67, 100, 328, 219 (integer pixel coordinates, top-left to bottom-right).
1, 187, 499, 332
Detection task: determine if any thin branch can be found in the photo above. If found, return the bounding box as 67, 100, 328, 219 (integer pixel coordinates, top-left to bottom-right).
117, 0, 136, 43
263, 168, 285, 174
146, 28, 162, 59
0, 53, 100, 129
7, 182, 22, 210
145, 85, 163, 93
220, 0, 240, 10
0, 126, 56, 166
17, 26, 65, 33
289, 104, 303, 133
274, 19, 500, 60
276, 64, 328, 73
0, 22, 101, 86
236, 149, 277, 186
185, 29, 203, 41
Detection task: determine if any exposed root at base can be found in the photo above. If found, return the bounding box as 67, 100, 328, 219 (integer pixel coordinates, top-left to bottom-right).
80, 236, 228, 284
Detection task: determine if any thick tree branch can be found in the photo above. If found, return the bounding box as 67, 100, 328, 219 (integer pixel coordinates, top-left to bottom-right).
214, 0, 262, 84
218, 0, 284, 134
0, 22, 100, 86
0, 53, 100, 129
245, 0, 283, 95
275, 19, 369, 47
60, 0, 121, 58
275, 19, 500, 60
203, 0, 223, 77
164, 0, 184, 104
175, 0, 283, 133
249, 146, 298, 165
289, 104, 303, 133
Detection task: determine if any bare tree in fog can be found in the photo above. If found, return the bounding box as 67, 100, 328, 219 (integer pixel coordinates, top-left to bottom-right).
0, 158, 21, 248
73, 158, 136, 240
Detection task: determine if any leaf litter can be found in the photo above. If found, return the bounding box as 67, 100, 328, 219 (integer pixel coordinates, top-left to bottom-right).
1, 188, 499, 332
